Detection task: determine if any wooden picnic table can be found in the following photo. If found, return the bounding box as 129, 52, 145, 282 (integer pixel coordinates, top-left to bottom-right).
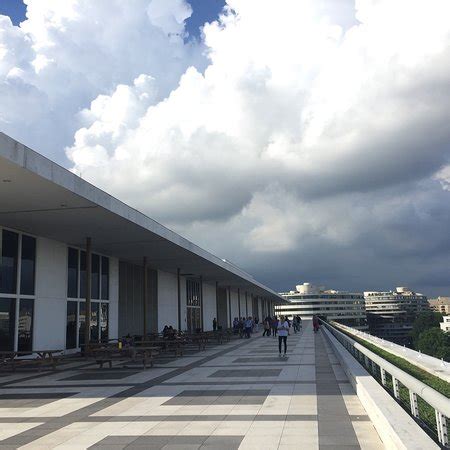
182, 333, 208, 351
0, 349, 63, 372
91, 344, 160, 369
137, 339, 186, 357
132, 346, 160, 369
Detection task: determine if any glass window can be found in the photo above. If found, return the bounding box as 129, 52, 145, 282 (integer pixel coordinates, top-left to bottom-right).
67, 248, 79, 298
20, 235, 36, 295
66, 301, 78, 349
0, 230, 19, 294
0, 298, 16, 351
101, 257, 109, 300
80, 251, 86, 298
100, 303, 109, 341
18, 299, 34, 352
90, 302, 99, 342
186, 279, 201, 307
78, 301, 86, 346
91, 254, 100, 299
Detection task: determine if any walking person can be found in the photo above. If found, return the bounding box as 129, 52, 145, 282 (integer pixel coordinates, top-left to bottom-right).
263, 317, 271, 337
213, 317, 217, 331
271, 316, 278, 337
277, 315, 289, 357
313, 315, 320, 333
244, 316, 253, 338
238, 317, 244, 338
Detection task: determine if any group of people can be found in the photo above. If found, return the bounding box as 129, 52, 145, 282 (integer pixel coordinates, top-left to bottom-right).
261, 315, 302, 337
213, 316, 259, 339
213, 314, 321, 357
260, 316, 295, 356
161, 325, 177, 339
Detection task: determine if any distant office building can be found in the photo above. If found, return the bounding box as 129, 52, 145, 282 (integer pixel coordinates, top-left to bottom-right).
275, 282, 367, 329
440, 316, 450, 333
364, 287, 429, 344
428, 296, 450, 315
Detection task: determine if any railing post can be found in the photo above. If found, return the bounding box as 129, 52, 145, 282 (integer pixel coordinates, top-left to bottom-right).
369, 359, 375, 375
364, 355, 369, 369
393, 377, 400, 399
380, 368, 387, 386
436, 410, 448, 447
409, 391, 419, 417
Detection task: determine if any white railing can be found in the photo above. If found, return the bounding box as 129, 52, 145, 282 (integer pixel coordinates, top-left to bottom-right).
321, 320, 449, 447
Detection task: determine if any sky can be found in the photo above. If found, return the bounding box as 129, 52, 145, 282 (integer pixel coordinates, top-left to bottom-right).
1, 0, 450, 297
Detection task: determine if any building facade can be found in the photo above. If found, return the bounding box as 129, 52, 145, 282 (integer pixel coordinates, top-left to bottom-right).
275, 282, 367, 329
440, 316, 450, 333
428, 296, 450, 315
364, 287, 429, 344
0, 133, 283, 353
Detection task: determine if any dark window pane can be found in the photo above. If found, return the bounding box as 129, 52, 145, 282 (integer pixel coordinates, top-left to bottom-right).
90, 302, 99, 342
66, 301, 78, 349
91, 254, 100, 299
0, 298, 16, 351
18, 299, 34, 352
78, 302, 85, 346
100, 303, 109, 341
67, 248, 78, 298
20, 235, 36, 295
0, 230, 18, 294
101, 257, 109, 300
80, 251, 86, 298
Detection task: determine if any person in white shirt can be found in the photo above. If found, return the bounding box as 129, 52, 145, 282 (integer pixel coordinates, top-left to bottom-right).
277, 316, 289, 357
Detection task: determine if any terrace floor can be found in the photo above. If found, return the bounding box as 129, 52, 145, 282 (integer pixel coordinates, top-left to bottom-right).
0, 322, 384, 449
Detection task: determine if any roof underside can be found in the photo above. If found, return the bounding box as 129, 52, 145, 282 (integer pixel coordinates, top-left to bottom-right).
0, 133, 284, 301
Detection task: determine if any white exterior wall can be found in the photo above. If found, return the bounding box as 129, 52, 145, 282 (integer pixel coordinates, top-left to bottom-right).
157, 270, 178, 331
230, 289, 239, 320
202, 282, 217, 331
247, 294, 253, 318
239, 291, 246, 318
34, 237, 67, 350
33, 235, 119, 350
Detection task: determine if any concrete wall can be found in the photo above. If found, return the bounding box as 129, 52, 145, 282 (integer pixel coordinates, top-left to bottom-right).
239, 291, 246, 318
217, 287, 228, 329
157, 270, 178, 331
34, 237, 67, 350
33, 236, 119, 350
230, 289, 239, 321
118, 262, 157, 336
247, 294, 254, 318
202, 282, 217, 331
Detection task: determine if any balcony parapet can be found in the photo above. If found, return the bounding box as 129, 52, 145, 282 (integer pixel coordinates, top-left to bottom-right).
331, 321, 450, 383
322, 320, 449, 448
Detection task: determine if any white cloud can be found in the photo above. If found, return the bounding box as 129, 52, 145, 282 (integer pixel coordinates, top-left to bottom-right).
68, 0, 450, 215
0, 0, 204, 162
2, 0, 450, 293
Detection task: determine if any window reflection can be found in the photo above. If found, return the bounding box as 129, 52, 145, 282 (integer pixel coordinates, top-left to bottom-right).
20, 235, 36, 295
0, 230, 18, 294
0, 298, 16, 351
18, 299, 34, 352
66, 301, 78, 349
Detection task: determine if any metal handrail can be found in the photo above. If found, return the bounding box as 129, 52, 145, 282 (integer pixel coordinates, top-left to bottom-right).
320, 320, 449, 447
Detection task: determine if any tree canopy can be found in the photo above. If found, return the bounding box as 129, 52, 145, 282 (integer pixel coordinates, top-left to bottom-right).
411, 312, 443, 347
417, 327, 450, 361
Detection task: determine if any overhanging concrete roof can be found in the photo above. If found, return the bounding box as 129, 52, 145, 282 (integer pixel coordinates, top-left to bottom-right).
0, 132, 285, 302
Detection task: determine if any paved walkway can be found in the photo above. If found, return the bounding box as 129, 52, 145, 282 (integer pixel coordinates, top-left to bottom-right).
0, 322, 384, 449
